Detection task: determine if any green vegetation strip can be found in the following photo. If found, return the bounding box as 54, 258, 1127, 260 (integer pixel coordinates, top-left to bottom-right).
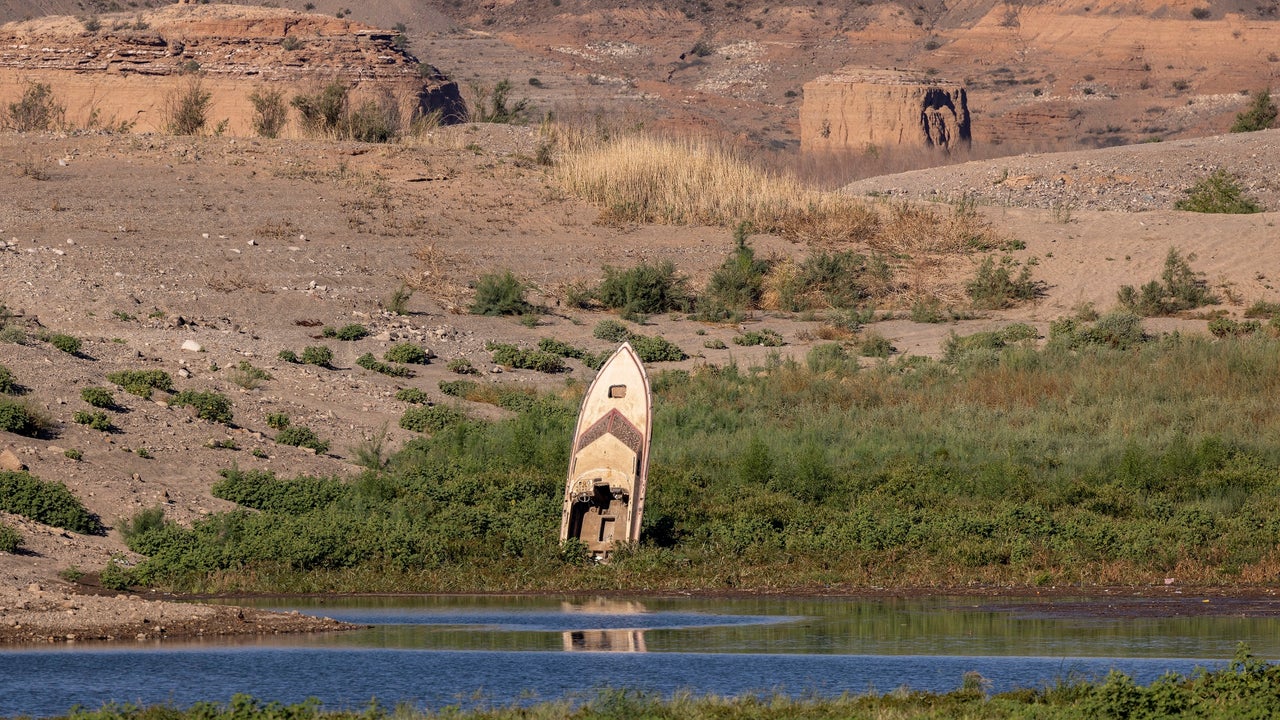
116, 333, 1280, 593
17, 647, 1280, 720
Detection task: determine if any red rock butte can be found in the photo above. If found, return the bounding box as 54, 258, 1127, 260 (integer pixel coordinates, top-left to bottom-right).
801, 68, 971, 155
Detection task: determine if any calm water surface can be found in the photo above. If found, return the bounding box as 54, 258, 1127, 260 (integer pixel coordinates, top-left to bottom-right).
1, 594, 1273, 717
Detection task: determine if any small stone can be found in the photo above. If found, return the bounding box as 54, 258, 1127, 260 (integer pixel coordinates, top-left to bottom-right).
0, 448, 25, 472
181, 339, 203, 352
27, 583, 41, 593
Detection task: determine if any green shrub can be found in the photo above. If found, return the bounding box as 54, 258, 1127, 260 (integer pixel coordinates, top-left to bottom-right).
470, 270, 531, 316
1050, 311, 1147, 349
80, 386, 116, 409
387, 285, 413, 315
400, 405, 467, 433
0, 364, 17, 394
1208, 317, 1261, 338
859, 332, 895, 358
468, 79, 531, 124
106, 370, 174, 399
702, 223, 770, 314
593, 319, 632, 343
732, 329, 784, 347
166, 77, 212, 135
439, 380, 478, 398
248, 87, 288, 138
487, 342, 565, 373
385, 343, 431, 364
99, 557, 135, 591
322, 324, 368, 341
1175, 170, 1263, 213
356, 352, 413, 377
276, 425, 329, 454
0, 523, 21, 553
704, 338, 728, 349
395, 387, 430, 404
278, 349, 300, 363
266, 412, 291, 430
943, 324, 1038, 365
0, 398, 49, 437
64, 448, 82, 461
48, 333, 81, 355
300, 346, 334, 366
170, 390, 234, 424
72, 410, 113, 431
630, 334, 686, 362
769, 251, 890, 312
447, 358, 479, 375
1244, 300, 1280, 319
229, 361, 272, 389
966, 255, 1040, 309
0, 471, 103, 534
537, 338, 604, 369
4, 81, 64, 132
292, 82, 348, 135
806, 343, 856, 374
597, 260, 692, 319
1230, 89, 1277, 133
1117, 248, 1217, 316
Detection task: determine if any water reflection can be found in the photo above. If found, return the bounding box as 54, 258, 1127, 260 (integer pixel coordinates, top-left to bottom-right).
563, 629, 647, 652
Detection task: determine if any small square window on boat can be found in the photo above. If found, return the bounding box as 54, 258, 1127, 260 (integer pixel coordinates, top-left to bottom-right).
608, 384, 627, 398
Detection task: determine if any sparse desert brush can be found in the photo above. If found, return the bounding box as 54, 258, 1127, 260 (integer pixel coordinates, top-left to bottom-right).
0, 397, 52, 437
300, 346, 334, 367
275, 425, 328, 454
248, 87, 288, 138
400, 404, 467, 434
1117, 248, 1217, 316
470, 270, 532, 316
385, 343, 431, 365
965, 255, 1041, 309
80, 386, 117, 409
107, 370, 174, 399
762, 251, 892, 313
0, 522, 20, 553
1175, 169, 1263, 214
3, 82, 65, 132
229, 361, 272, 390
1231, 89, 1278, 133
556, 133, 877, 243
165, 76, 212, 136
596, 261, 693, 319
356, 352, 413, 377
47, 333, 82, 355
170, 390, 233, 424
322, 323, 369, 341
0, 364, 17, 394
0, 471, 102, 534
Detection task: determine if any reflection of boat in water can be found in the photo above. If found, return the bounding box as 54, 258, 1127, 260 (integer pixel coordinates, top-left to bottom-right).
560, 343, 651, 561
562, 628, 648, 653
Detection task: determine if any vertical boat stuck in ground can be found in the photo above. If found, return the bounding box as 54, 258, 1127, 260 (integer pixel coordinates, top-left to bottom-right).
559, 342, 652, 561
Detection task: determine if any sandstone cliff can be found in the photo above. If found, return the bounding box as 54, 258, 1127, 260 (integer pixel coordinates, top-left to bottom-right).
0, 4, 465, 135
801, 69, 971, 154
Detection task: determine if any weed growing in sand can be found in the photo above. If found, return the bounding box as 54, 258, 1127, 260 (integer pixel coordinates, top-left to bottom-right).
0, 364, 17, 395
166, 77, 213, 136
597, 261, 693, 320
1231, 90, 1278, 133
351, 426, 391, 471
275, 425, 329, 454
356, 353, 413, 377
0, 398, 51, 437
72, 410, 113, 432
1208, 317, 1263, 338
470, 271, 532, 316
229, 361, 272, 390
763, 252, 892, 313
47, 333, 82, 355
629, 334, 687, 362
0, 523, 20, 553
400, 405, 467, 434
446, 358, 478, 375
99, 556, 134, 591
170, 390, 234, 424
136, 447, 153, 459
1117, 248, 1217, 316
395, 388, 430, 404
859, 332, 896, 358
733, 329, 784, 347
966, 255, 1041, 309
80, 387, 117, 410
699, 223, 770, 321
593, 319, 632, 343
0, 471, 102, 534
107, 370, 174, 399
58, 566, 84, 582
278, 350, 300, 363
248, 88, 288, 138
1050, 310, 1148, 350
300, 346, 334, 367
291, 83, 402, 143
468, 79, 531, 124
538, 338, 605, 370
487, 342, 566, 373
1175, 170, 1263, 214
387, 285, 414, 315
3, 82, 65, 132
266, 412, 291, 430
64, 448, 82, 461
704, 338, 728, 350
322, 324, 369, 341
385, 344, 430, 365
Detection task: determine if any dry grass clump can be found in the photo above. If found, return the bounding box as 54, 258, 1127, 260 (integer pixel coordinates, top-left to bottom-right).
556, 134, 878, 243
403, 242, 467, 312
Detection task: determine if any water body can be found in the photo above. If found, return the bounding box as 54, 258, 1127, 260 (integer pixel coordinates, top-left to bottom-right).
1, 594, 1272, 717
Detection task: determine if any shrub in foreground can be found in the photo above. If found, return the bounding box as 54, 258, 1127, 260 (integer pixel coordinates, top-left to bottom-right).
170, 390, 234, 424
0, 470, 103, 534
470, 270, 531, 316
0, 523, 20, 553
276, 425, 329, 454
0, 397, 48, 437
400, 405, 467, 434
1175, 170, 1263, 214
0, 364, 17, 394
1117, 248, 1217, 316
106, 370, 174, 399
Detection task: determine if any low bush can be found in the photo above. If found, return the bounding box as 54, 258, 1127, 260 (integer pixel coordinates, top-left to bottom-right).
805, 343, 857, 374
322, 324, 368, 341
859, 332, 895, 358
106, 370, 174, 399
1244, 300, 1280, 319
4, 81, 64, 132
229, 361, 272, 389
487, 342, 565, 373
764, 252, 891, 313
300, 346, 334, 367
276, 425, 329, 454
538, 338, 605, 370
597, 261, 692, 319
593, 319, 632, 343
395, 388, 430, 404
385, 344, 431, 364
0, 364, 17, 394
966, 255, 1040, 309
1117, 248, 1217, 316
278, 350, 300, 363
72, 410, 113, 432
470, 270, 532, 317
447, 358, 478, 375
166, 77, 212, 135
356, 353, 413, 377
943, 323, 1038, 365
48, 333, 82, 355
701, 223, 770, 317
266, 412, 290, 430
1208, 317, 1262, 338
1230, 89, 1277, 133
1049, 311, 1147, 350
629, 334, 686, 362
732, 329, 784, 347
170, 390, 234, 424
0, 470, 103, 534
0, 398, 49, 437
1175, 170, 1263, 214
0, 523, 20, 553
248, 88, 288, 138
80, 386, 116, 409
400, 405, 468, 434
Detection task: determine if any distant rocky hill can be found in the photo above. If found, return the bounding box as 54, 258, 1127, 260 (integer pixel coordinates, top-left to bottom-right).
0, 3, 464, 135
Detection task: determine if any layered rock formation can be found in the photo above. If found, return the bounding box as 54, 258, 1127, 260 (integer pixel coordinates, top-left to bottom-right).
0, 4, 465, 135
801, 69, 971, 154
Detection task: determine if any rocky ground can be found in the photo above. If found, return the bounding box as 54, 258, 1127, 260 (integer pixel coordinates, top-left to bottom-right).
2, 122, 1280, 643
